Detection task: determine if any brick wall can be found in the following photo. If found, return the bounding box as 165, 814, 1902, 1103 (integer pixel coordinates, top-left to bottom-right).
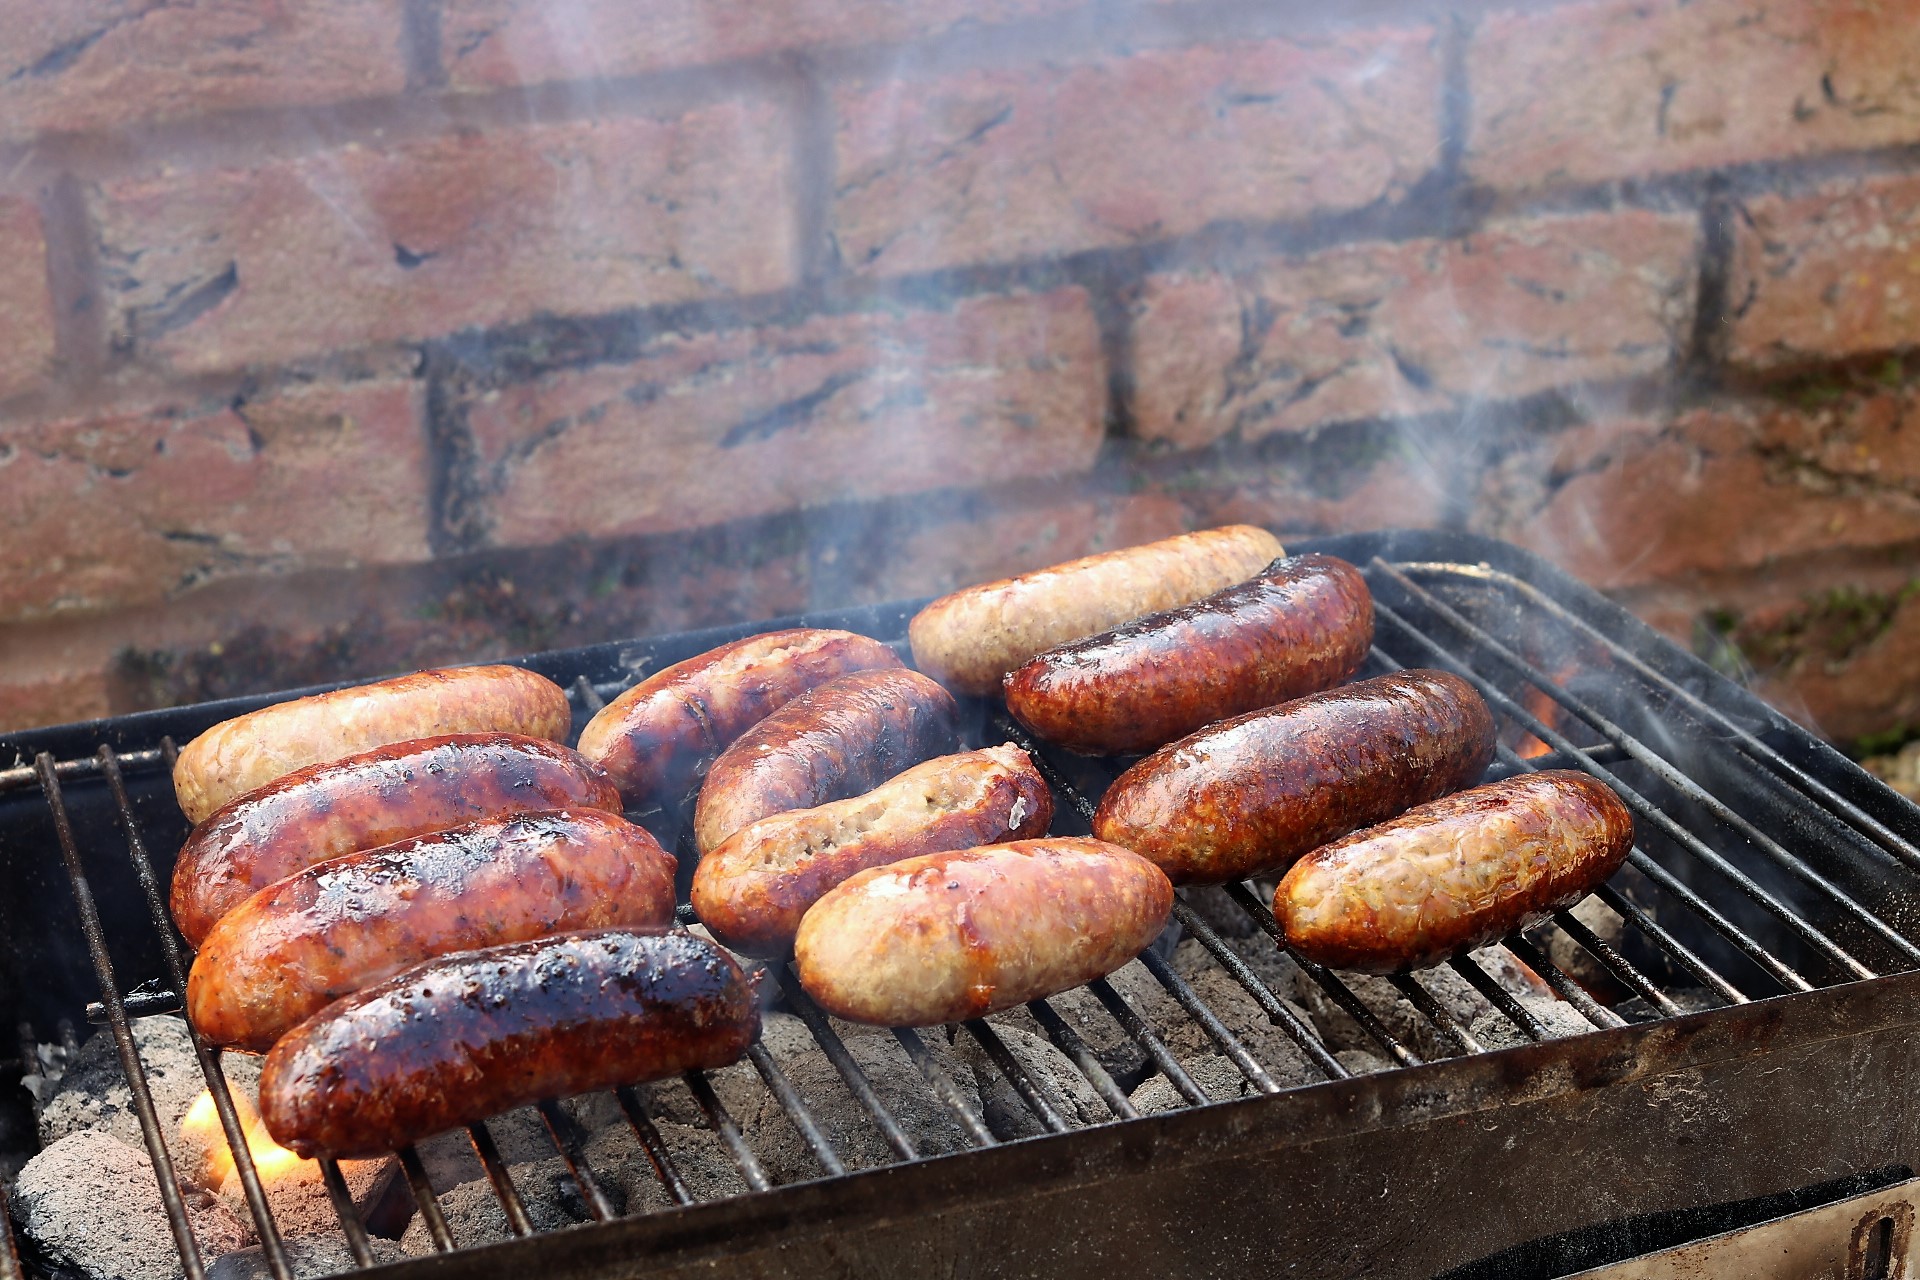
4, 0, 1920, 747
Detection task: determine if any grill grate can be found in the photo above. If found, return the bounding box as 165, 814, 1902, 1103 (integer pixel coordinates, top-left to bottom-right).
6, 536, 1920, 1278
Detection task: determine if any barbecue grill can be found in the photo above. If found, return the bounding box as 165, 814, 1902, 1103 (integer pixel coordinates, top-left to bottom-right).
5, 528, 1920, 1280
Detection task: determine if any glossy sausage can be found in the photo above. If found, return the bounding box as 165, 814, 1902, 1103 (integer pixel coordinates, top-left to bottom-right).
1004, 553, 1373, 755
908, 526, 1284, 696
692, 744, 1053, 957
187, 810, 677, 1051
793, 838, 1173, 1026
1092, 669, 1496, 884
169, 733, 621, 947
259, 930, 759, 1158
172, 666, 571, 824
1276, 771, 1635, 973
576, 629, 903, 809
692, 668, 958, 855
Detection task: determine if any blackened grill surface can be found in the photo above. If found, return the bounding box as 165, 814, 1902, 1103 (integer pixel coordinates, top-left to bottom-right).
5, 529, 1920, 1280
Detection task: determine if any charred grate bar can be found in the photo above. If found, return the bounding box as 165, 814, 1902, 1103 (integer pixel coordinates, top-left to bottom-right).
5, 530, 1920, 1278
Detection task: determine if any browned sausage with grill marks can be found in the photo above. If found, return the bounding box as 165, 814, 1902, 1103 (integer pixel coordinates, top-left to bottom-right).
1004, 553, 1373, 755
692, 744, 1053, 956
1092, 670, 1496, 885
172, 666, 572, 824
187, 809, 676, 1051
908, 526, 1284, 697
1276, 771, 1635, 973
693, 669, 958, 855
794, 837, 1173, 1026
169, 733, 622, 947
576, 629, 904, 809
259, 930, 758, 1158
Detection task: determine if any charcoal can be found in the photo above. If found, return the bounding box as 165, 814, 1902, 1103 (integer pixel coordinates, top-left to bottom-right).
37, 1019, 240, 1155
956, 1022, 1113, 1139
11, 1129, 251, 1280
580, 1121, 749, 1216
399, 1157, 594, 1255
1542, 897, 1628, 991
415, 1106, 568, 1191
1128, 1055, 1261, 1116
208, 1237, 405, 1279
213, 1157, 395, 1240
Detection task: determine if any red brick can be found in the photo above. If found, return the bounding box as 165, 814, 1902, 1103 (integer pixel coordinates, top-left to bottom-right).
0, 198, 55, 400
1135, 435, 1452, 537
1468, 0, 1920, 193
462, 288, 1106, 549
0, 1, 406, 146
0, 379, 430, 620
0, 670, 111, 734
93, 106, 796, 373
1728, 174, 1920, 371
442, 0, 1083, 89
832, 29, 1440, 276
1130, 210, 1698, 448
1471, 386, 1920, 590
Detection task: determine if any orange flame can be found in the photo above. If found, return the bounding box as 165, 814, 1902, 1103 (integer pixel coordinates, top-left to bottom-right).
1514, 684, 1561, 759
181, 1090, 306, 1187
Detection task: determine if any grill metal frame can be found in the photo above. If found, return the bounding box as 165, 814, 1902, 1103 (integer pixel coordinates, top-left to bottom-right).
4, 528, 1920, 1279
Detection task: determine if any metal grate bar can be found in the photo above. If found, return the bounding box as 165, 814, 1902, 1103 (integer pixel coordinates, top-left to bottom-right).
99, 744, 297, 1279
1502, 937, 1625, 1030
1088, 979, 1209, 1107
1551, 910, 1685, 1017
890, 1029, 996, 1147
1594, 885, 1747, 1005
962, 1021, 1071, 1133
0, 745, 167, 794
744, 1044, 847, 1178
398, 1146, 455, 1252
1387, 974, 1484, 1056
775, 969, 919, 1161
683, 1071, 773, 1192
614, 1088, 694, 1205
317, 1156, 377, 1267
1026, 999, 1139, 1120
466, 1123, 535, 1237
1449, 955, 1551, 1041
1375, 560, 1920, 967
535, 1101, 617, 1224
1372, 599, 1850, 986
35, 754, 210, 1280
1166, 901, 1347, 1080
1135, 947, 1279, 1094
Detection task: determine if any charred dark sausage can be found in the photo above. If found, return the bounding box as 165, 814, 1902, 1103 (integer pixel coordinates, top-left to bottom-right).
258, 930, 759, 1158
1004, 553, 1373, 755
692, 669, 958, 855
1091, 670, 1496, 884
187, 810, 677, 1051
170, 733, 621, 947
576, 629, 903, 809
1276, 771, 1635, 973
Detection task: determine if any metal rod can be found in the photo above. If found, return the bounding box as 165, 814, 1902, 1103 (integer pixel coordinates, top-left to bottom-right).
1221, 883, 1425, 1068
1026, 999, 1139, 1120
466, 1122, 534, 1237
0, 745, 167, 794
534, 1100, 618, 1223
683, 1071, 773, 1192
35, 754, 210, 1280
614, 1088, 693, 1205
962, 1021, 1072, 1132
1594, 884, 1748, 1005
97, 746, 295, 1278
1167, 901, 1348, 1080
398, 1146, 455, 1252
1387, 974, 1485, 1056
1449, 955, 1551, 1041
745, 1044, 846, 1178
1503, 937, 1626, 1030
1372, 600, 1849, 987
775, 968, 918, 1161
571, 674, 607, 715
1087, 979, 1210, 1107
1551, 908, 1686, 1017
317, 1157, 376, 1268
1136, 947, 1280, 1094
890, 1029, 997, 1147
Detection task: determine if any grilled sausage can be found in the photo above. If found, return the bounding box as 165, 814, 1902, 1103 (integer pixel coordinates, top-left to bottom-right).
908, 525, 1284, 697
693, 669, 958, 855
169, 734, 621, 947
1276, 771, 1635, 973
1092, 670, 1496, 884
576, 629, 904, 810
795, 837, 1171, 1026
259, 930, 758, 1158
187, 810, 676, 1051
172, 666, 571, 824
1004, 553, 1373, 755
692, 745, 1053, 956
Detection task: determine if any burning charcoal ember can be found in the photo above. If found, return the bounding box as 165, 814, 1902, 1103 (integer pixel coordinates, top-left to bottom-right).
414, 1102, 609, 1190
399, 1157, 594, 1255
581, 1122, 750, 1215
212, 1156, 395, 1240
37, 1018, 224, 1153
1541, 898, 1629, 992
11, 1128, 252, 1280
1128, 1055, 1260, 1116
1334, 1049, 1391, 1075
954, 1023, 1112, 1139
207, 1237, 406, 1280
